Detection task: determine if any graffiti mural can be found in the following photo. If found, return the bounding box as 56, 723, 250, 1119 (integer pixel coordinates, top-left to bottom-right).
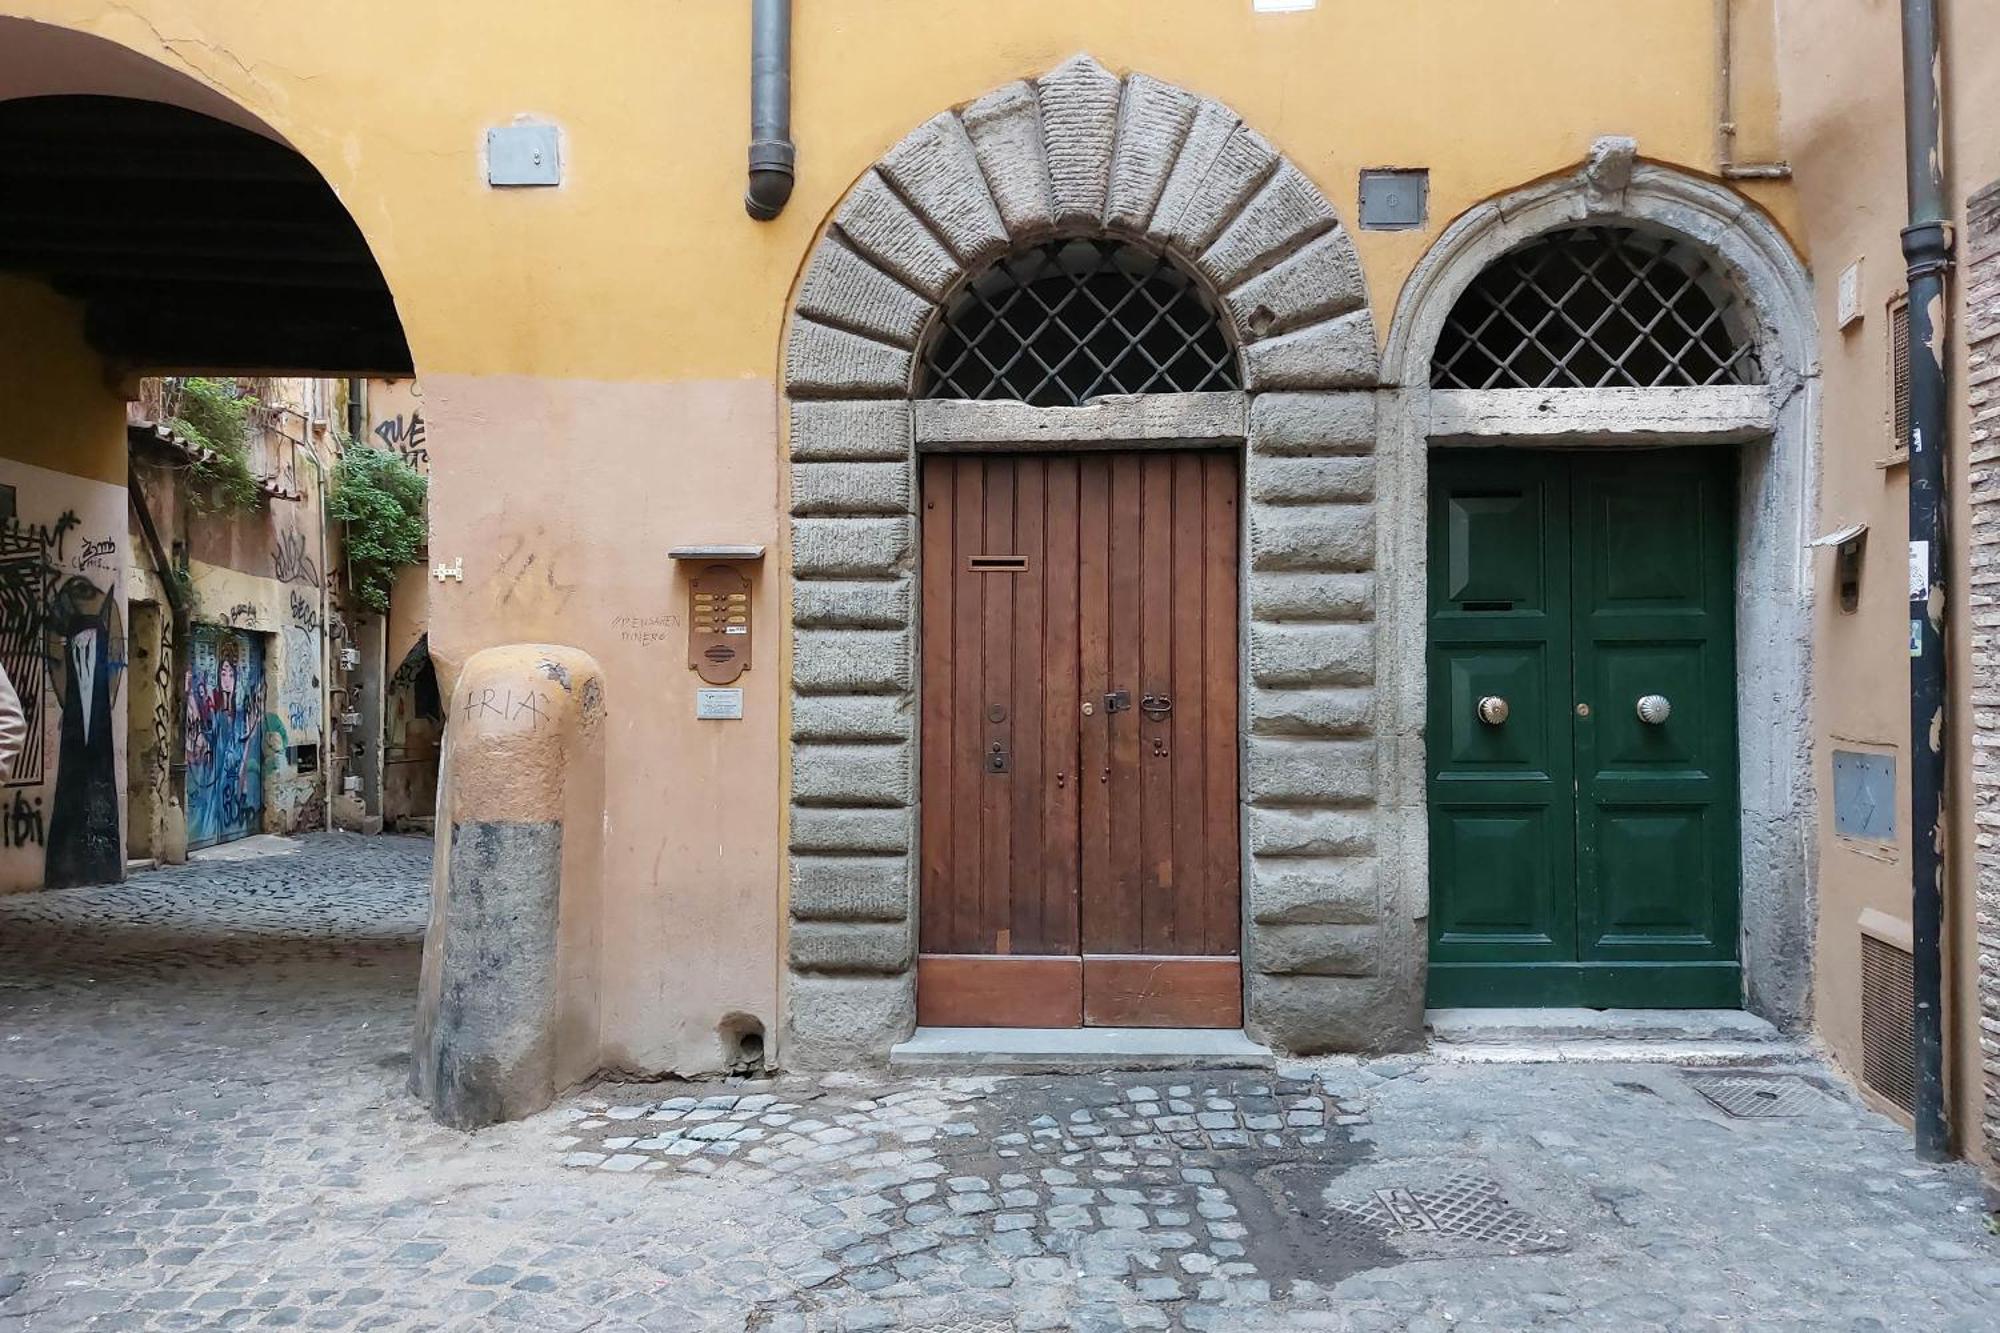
185, 626, 266, 850
0, 469, 127, 891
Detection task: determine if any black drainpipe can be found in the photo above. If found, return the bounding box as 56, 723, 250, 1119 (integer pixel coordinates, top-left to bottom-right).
745, 0, 794, 220
1899, 0, 1952, 1162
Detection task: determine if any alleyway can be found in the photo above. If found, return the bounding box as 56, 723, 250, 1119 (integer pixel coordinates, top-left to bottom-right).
1, 837, 1997, 1332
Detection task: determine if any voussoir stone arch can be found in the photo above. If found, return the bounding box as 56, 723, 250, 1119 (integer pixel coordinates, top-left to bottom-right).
782, 54, 1413, 1068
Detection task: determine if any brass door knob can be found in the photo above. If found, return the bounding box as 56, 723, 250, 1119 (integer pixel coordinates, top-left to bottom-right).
1636, 694, 1672, 725
1477, 695, 1510, 726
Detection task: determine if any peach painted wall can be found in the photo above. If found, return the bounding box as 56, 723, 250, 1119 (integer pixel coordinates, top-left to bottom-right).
422, 374, 781, 1070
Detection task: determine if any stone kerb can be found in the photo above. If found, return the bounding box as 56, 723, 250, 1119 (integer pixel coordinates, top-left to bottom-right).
783, 54, 1399, 1066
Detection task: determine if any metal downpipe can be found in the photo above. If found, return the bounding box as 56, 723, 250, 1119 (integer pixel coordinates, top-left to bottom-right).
745, 0, 794, 221
1898, 0, 1952, 1162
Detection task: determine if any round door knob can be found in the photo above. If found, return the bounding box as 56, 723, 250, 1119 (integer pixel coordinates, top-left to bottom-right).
1476, 695, 1510, 726
1636, 694, 1672, 725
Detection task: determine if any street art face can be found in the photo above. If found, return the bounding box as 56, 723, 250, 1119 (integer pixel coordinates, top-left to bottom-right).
0, 475, 127, 890
185, 627, 266, 850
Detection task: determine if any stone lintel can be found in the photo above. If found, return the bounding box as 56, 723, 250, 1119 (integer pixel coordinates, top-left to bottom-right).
915, 392, 1247, 450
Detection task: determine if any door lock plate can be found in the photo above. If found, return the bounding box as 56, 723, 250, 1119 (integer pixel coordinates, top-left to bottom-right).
1104, 690, 1131, 714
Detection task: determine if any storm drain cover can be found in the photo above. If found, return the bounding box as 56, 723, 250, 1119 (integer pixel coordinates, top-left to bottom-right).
1687, 1073, 1827, 1119
1331, 1173, 1558, 1250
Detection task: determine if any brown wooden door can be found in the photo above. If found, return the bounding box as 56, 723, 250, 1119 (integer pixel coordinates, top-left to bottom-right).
917, 451, 1241, 1028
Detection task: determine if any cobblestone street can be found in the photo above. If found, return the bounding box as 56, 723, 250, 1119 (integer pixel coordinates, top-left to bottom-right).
3, 834, 1999, 1330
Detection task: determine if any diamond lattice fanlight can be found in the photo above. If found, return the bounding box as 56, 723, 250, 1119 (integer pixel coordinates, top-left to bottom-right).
921, 238, 1239, 405
1432, 226, 1762, 389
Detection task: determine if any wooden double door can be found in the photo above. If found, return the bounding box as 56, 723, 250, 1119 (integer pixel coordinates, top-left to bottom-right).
917, 452, 1242, 1028
1426, 447, 1741, 1008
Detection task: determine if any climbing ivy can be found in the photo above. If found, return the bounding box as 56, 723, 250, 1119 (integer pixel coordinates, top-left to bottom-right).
164, 377, 263, 514
329, 444, 428, 612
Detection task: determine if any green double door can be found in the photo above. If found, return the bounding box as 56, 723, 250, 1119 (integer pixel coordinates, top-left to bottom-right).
1426, 447, 1741, 1008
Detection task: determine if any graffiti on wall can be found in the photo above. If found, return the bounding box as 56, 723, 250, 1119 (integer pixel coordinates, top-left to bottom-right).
0, 489, 126, 888
373, 408, 428, 472
270, 528, 322, 589
185, 626, 266, 849
369, 378, 428, 475
279, 590, 321, 734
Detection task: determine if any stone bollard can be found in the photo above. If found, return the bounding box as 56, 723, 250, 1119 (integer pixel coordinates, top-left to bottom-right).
411, 644, 606, 1130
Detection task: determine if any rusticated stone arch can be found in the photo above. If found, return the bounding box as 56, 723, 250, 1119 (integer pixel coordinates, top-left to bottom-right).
783, 55, 1412, 1067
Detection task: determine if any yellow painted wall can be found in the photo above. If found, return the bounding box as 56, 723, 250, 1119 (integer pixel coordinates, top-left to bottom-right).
0, 2, 1800, 1072
1776, 0, 1998, 1162
1, 2, 1795, 383
0, 276, 126, 487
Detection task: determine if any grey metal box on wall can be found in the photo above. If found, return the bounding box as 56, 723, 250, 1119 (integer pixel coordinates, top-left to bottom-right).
1832, 749, 1895, 841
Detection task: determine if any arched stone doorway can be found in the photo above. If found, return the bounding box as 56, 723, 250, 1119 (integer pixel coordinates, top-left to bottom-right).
781, 55, 1418, 1066
1379, 148, 1820, 1026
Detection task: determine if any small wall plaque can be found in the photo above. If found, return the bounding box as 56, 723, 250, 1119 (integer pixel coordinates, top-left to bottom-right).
695, 688, 744, 720
486, 123, 561, 187
1359, 168, 1428, 230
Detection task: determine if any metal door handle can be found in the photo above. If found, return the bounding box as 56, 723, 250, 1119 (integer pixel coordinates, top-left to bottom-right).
1636, 694, 1671, 725
1477, 695, 1510, 725
1140, 693, 1173, 719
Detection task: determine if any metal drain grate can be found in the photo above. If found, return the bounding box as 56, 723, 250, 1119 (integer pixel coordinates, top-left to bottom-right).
1687, 1073, 1827, 1119
1332, 1173, 1557, 1250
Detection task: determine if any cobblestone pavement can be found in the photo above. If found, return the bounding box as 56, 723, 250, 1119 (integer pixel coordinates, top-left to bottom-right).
4, 834, 1999, 1331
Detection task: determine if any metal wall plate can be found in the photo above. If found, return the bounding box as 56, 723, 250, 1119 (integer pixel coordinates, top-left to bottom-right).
1359, 168, 1428, 230
1832, 749, 1896, 840
486, 123, 561, 187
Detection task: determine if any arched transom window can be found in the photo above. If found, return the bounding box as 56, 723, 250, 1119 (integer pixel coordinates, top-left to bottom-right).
1431, 225, 1762, 390
920, 238, 1239, 406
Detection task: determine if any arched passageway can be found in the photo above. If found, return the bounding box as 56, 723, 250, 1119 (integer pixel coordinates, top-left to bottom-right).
0, 21, 431, 1127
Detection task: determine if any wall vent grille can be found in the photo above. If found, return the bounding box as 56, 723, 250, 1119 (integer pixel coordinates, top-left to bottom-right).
1888, 293, 1912, 457
1860, 930, 1917, 1115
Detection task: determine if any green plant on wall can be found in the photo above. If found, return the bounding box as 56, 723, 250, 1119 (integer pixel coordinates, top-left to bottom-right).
164, 377, 263, 513
330, 445, 428, 612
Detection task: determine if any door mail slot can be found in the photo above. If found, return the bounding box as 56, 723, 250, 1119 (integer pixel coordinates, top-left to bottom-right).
967, 554, 1030, 573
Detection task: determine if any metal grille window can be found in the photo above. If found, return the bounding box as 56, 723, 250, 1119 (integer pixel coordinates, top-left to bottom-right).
1432, 226, 1762, 389
920, 238, 1239, 405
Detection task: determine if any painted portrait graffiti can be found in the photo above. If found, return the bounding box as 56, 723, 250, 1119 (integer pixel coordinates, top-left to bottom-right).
185, 626, 266, 849
44, 573, 124, 887
0, 476, 127, 890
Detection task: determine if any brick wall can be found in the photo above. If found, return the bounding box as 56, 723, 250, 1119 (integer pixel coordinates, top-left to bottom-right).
1966, 178, 2000, 1163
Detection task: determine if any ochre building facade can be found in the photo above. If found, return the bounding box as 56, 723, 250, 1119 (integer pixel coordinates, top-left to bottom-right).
3, 0, 1997, 1167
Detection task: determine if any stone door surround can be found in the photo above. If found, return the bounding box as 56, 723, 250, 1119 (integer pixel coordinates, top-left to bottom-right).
780, 55, 1416, 1067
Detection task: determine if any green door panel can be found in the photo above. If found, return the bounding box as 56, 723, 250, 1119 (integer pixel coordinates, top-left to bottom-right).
1572, 448, 1739, 972
1426, 452, 1574, 971
1426, 447, 1741, 1009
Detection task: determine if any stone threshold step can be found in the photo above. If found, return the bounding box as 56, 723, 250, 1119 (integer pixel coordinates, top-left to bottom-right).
1427, 1007, 1783, 1045
889, 1027, 1275, 1073
1424, 1006, 1813, 1067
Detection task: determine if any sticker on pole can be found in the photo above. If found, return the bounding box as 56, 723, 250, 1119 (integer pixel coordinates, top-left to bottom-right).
1909, 540, 1930, 598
